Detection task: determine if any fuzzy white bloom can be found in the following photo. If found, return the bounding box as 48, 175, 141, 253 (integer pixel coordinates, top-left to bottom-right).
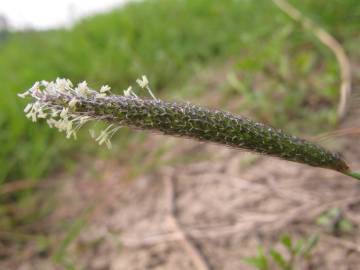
24, 103, 33, 113
60, 108, 69, 118
18, 91, 30, 99
18, 82, 40, 98
100, 85, 111, 93
136, 75, 158, 101
68, 97, 78, 108
136, 75, 149, 88
123, 86, 137, 98
96, 130, 110, 147
76, 81, 90, 96
123, 86, 132, 97
30, 81, 41, 92
37, 110, 47, 119
94, 124, 120, 149
18, 75, 156, 149
41, 80, 49, 86
55, 78, 73, 92
51, 110, 59, 118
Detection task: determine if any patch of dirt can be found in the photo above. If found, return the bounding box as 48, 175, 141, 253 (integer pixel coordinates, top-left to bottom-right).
5, 113, 360, 270
3, 65, 360, 270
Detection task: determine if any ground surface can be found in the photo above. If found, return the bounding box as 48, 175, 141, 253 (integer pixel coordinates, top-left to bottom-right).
1, 1, 360, 269
4, 108, 360, 270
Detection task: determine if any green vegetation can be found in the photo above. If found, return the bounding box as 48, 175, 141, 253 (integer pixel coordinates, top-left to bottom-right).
1, 0, 360, 228
316, 207, 354, 235
243, 234, 319, 270
21, 79, 351, 174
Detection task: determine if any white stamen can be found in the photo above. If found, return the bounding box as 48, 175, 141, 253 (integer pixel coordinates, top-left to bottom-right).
24, 103, 33, 113
18, 75, 156, 148
60, 108, 68, 118
136, 75, 149, 88
100, 85, 111, 93
124, 86, 138, 98
18, 90, 30, 99
68, 98, 78, 108
76, 81, 89, 96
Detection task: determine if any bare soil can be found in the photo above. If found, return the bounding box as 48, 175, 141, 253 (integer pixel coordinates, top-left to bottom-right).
4, 109, 360, 270
3, 64, 360, 270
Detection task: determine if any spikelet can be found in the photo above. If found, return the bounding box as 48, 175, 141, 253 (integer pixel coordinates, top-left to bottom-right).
18, 76, 358, 179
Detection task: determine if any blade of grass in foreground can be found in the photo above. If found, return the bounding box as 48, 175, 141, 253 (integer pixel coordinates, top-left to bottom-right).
18, 76, 360, 181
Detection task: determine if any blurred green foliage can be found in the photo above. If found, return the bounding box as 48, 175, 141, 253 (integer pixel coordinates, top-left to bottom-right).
316, 207, 354, 235
0, 0, 359, 183
243, 234, 319, 270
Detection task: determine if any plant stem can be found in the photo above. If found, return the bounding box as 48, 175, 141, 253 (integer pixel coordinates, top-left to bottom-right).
21, 78, 356, 180
345, 171, 360, 181
73, 96, 350, 174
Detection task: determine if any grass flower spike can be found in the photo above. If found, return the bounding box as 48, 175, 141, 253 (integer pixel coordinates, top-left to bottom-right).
18, 77, 360, 180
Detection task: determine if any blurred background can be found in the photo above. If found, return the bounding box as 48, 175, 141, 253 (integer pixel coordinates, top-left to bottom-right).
1, 0, 360, 269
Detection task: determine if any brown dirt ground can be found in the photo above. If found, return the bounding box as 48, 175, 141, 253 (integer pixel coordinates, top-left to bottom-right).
3, 107, 360, 270
2, 64, 360, 270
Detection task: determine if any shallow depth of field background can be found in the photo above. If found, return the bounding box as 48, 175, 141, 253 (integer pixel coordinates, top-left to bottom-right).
1, 0, 360, 269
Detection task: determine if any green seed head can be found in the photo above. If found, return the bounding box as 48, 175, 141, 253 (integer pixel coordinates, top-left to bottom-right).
18, 77, 351, 175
